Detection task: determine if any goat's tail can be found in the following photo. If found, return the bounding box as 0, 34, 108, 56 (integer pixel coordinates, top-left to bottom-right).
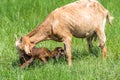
106, 11, 114, 25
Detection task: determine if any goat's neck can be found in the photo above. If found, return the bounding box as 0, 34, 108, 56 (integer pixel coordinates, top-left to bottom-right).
26, 14, 54, 44
28, 25, 52, 44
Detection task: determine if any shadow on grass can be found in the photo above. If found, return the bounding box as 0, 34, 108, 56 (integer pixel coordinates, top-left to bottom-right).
12, 58, 66, 69
91, 46, 100, 57
72, 46, 100, 60
12, 59, 44, 69
12, 59, 20, 68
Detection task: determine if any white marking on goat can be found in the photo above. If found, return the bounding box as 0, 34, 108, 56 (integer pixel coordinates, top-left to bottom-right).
15, 40, 20, 47
86, 3, 90, 7
85, 15, 90, 20
90, 0, 94, 2
86, 32, 90, 36
102, 18, 106, 32
102, 18, 106, 42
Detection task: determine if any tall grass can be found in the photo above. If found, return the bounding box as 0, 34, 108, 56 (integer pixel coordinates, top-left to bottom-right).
0, 0, 120, 80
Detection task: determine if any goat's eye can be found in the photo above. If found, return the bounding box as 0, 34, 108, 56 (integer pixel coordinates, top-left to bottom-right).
31, 42, 34, 44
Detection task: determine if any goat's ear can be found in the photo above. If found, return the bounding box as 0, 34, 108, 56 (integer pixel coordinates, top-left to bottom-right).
15, 37, 21, 47
14, 34, 18, 41
20, 37, 22, 42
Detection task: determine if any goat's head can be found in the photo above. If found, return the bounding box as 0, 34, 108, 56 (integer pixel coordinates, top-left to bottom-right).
15, 35, 35, 55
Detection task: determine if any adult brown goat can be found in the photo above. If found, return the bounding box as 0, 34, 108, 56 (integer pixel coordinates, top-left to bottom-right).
15, 0, 113, 65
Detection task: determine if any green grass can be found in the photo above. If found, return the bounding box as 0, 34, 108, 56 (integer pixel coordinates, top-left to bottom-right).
0, 0, 120, 80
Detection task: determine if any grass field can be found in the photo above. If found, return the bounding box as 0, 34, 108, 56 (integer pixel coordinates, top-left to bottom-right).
0, 0, 120, 80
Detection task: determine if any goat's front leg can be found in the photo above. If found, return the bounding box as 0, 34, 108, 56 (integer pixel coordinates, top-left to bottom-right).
64, 37, 72, 66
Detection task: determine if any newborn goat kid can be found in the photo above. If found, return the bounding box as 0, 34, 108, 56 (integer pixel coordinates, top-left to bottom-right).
20, 47, 65, 68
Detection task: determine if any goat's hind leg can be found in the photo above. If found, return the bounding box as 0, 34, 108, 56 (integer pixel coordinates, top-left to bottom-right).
96, 27, 107, 59
86, 37, 93, 53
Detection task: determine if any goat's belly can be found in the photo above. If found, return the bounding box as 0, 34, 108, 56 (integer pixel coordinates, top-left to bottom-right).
71, 28, 95, 38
